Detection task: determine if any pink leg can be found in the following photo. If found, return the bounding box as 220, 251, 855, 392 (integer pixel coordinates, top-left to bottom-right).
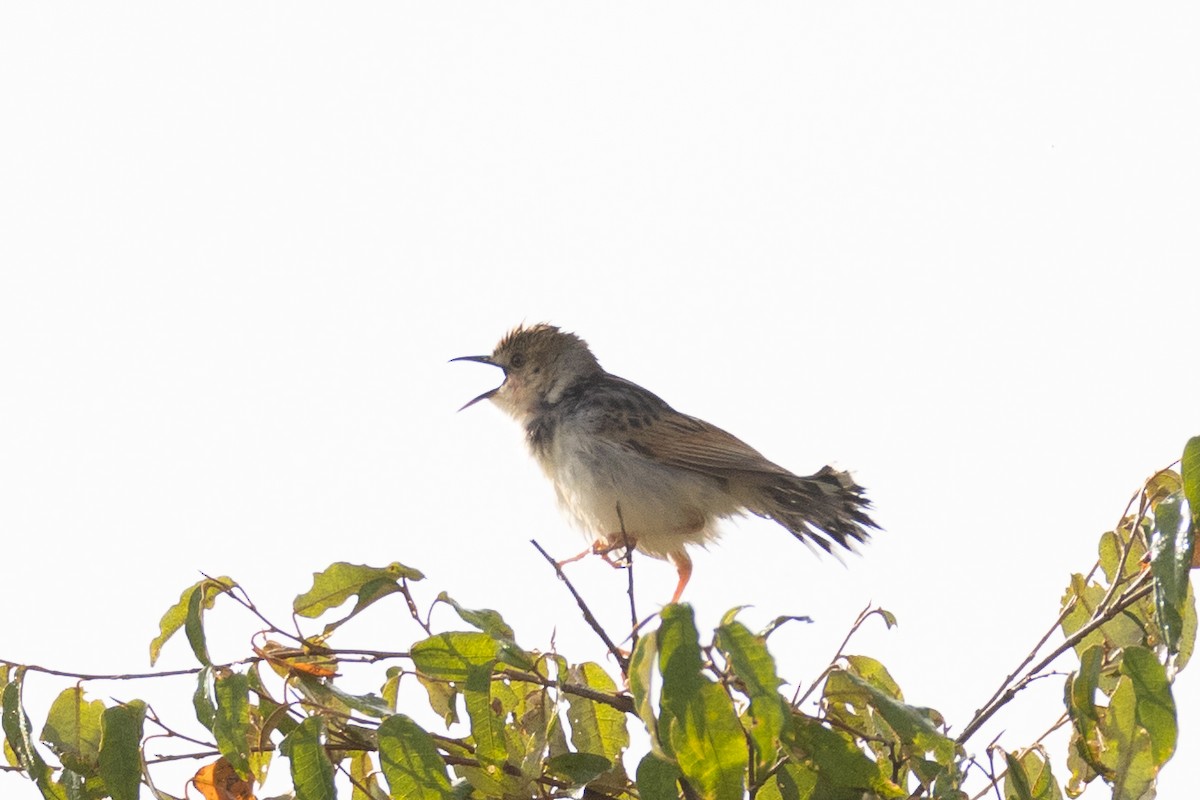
556, 535, 639, 570
668, 552, 693, 604
556, 547, 594, 568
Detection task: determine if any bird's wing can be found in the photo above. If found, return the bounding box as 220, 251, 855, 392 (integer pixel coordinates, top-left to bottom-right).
624, 413, 792, 478
586, 377, 791, 479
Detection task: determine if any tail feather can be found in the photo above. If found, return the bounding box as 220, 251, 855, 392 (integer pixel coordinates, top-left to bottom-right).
753, 466, 877, 554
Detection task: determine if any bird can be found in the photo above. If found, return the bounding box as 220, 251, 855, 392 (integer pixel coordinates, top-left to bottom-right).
452, 323, 876, 604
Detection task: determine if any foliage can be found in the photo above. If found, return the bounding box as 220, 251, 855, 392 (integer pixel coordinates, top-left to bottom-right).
2, 437, 1198, 799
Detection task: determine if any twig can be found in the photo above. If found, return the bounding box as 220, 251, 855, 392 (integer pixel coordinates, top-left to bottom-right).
956, 580, 1152, 745
0, 659, 254, 682
616, 502, 640, 655
969, 713, 1070, 800
200, 573, 304, 645
494, 665, 635, 714
530, 539, 629, 675
1095, 492, 1151, 615
958, 479, 1156, 750
794, 604, 889, 708
400, 578, 434, 636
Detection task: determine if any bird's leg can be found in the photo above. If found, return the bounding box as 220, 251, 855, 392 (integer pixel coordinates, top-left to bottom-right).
667, 552, 693, 604
596, 534, 638, 568
555, 547, 594, 568
556, 535, 639, 570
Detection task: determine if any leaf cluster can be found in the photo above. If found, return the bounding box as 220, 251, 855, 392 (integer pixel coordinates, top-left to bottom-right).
1, 437, 1198, 800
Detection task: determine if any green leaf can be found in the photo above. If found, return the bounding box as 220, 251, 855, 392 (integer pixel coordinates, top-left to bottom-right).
411, 632, 502, 681
435, 592, 516, 641
843, 655, 904, 699
635, 752, 683, 800
293, 561, 421, 620
246, 665, 282, 782
349, 750, 389, 800
1066, 644, 1104, 777
757, 761, 818, 800
1060, 572, 1147, 658
463, 662, 506, 766
835, 670, 956, 765
377, 714, 454, 800
415, 673, 459, 726
184, 584, 213, 666
293, 675, 392, 719
628, 632, 662, 754
193, 666, 216, 731
149, 577, 231, 666
280, 716, 335, 800
788, 712, 905, 798
1150, 492, 1195, 654
657, 604, 748, 800
98, 701, 146, 800
1003, 748, 1062, 800
564, 662, 629, 763
41, 688, 104, 777
715, 617, 787, 771
214, 671, 251, 779
2, 669, 68, 799
1120, 646, 1177, 765
545, 752, 612, 785
1183, 436, 1200, 523
1102, 677, 1156, 800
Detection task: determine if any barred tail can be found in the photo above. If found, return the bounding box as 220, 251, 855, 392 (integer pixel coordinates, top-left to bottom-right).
753, 465, 877, 553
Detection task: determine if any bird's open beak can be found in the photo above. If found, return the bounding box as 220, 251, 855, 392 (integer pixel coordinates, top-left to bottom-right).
450, 355, 504, 411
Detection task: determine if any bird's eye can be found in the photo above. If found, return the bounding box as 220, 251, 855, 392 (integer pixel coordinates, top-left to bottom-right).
509, 353, 526, 369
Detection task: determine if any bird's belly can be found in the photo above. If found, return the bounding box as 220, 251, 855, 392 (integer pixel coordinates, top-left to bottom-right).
536, 433, 741, 559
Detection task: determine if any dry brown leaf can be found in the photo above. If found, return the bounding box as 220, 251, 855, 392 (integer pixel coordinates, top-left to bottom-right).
191, 757, 255, 800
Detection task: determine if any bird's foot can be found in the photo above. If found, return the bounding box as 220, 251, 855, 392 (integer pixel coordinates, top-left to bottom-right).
595, 534, 638, 569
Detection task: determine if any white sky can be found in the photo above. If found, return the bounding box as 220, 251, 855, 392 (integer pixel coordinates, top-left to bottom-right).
2, 3, 1198, 797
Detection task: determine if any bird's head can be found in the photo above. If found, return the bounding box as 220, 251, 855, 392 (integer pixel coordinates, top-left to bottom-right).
452, 323, 602, 420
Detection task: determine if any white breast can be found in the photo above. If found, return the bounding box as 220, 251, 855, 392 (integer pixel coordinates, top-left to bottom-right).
533, 427, 742, 560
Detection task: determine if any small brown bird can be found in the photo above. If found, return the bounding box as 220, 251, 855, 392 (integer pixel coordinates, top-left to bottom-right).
453, 324, 876, 603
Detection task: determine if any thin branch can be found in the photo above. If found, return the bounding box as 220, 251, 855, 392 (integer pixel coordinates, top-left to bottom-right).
958, 474, 1160, 751
969, 713, 1070, 800
0, 659, 254, 682
530, 539, 629, 675
494, 665, 635, 714
1095, 493, 1150, 615
201, 573, 304, 645
956, 580, 1152, 745
616, 502, 640, 655
400, 578, 434, 636
794, 604, 889, 707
